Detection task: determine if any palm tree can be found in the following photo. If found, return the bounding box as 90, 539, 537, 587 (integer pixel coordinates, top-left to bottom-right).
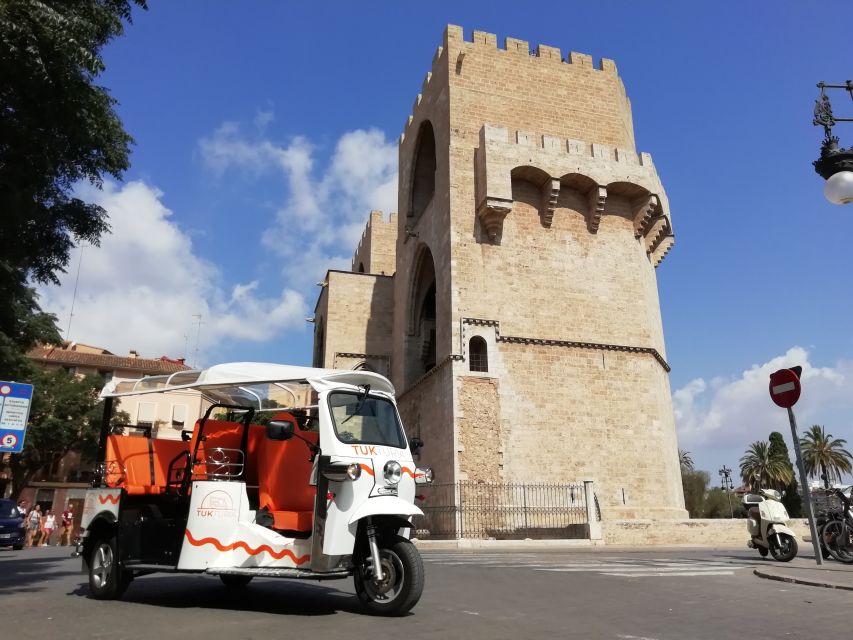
800, 425, 853, 485
679, 449, 694, 471
739, 441, 793, 490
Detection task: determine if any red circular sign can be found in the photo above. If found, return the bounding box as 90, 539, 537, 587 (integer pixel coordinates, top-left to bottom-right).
769, 368, 801, 408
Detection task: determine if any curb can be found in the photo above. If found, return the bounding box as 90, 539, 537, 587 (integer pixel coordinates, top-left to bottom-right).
412, 538, 601, 551
753, 568, 853, 592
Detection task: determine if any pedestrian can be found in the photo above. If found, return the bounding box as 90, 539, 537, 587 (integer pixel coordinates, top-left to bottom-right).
41, 510, 56, 546
60, 504, 75, 546
17, 500, 27, 517
25, 504, 41, 547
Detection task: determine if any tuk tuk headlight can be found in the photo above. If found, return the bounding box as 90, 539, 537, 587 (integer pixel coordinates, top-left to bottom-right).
414, 467, 434, 484
384, 460, 402, 485
346, 463, 362, 480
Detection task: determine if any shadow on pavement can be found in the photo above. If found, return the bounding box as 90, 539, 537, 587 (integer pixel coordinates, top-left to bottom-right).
68, 574, 367, 617
0, 549, 82, 595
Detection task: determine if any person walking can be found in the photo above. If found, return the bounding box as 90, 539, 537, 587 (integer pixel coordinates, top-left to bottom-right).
40, 510, 56, 546
60, 505, 75, 546
17, 500, 28, 517
25, 505, 41, 547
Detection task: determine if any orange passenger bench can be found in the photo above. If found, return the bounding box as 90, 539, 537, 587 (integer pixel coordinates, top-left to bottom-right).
257, 412, 318, 532
105, 435, 189, 495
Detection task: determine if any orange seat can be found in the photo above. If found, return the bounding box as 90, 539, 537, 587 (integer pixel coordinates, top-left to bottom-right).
257, 412, 318, 532
105, 435, 190, 495
189, 419, 263, 485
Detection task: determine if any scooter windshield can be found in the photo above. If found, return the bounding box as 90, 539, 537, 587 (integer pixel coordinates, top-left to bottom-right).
328, 391, 406, 449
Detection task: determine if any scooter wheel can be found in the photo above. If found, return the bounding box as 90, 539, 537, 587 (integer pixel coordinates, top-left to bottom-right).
769, 533, 798, 562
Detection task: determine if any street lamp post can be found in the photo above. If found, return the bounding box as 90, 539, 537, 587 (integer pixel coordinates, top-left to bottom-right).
813, 81, 853, 205
719, 465, 734, 519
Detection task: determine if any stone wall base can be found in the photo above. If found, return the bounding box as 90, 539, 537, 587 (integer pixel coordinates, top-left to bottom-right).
602, 518, 811, 546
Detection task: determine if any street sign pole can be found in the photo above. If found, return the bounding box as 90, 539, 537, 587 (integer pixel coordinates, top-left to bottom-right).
787, 406, 823, 566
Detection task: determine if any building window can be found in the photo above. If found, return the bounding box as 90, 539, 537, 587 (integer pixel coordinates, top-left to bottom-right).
136, 402, 156, 428
469, 336, 488, 373
63, 366, 77, 375
171, 404, 187, 428
99, 370, 114, 383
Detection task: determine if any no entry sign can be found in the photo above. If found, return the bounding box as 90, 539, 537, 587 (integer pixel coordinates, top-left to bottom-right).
769, 368, 801, 408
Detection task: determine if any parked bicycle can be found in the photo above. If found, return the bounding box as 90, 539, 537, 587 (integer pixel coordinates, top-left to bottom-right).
818, 486, 853, 564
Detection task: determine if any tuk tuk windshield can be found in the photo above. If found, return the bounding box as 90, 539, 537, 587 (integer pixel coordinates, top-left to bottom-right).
328, 391, 406, 449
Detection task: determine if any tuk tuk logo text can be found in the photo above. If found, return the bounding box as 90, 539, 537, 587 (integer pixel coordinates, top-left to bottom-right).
349, 445, 399, 457
196, 491, 235, 519
98, 494, 120, 505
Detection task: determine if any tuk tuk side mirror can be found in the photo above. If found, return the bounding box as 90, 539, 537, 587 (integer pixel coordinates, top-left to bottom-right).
409, 437, 423, 454
267, 420, 295, 441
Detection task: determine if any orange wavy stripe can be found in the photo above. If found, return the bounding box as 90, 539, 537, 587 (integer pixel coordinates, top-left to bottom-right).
360, 464, 423, 479
184, 530, 311, 565
98, 494, 120, 505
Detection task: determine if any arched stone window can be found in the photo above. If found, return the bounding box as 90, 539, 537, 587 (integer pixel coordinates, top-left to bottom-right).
409, 121, 436, 222
469, 336, 488, 372
357, 262, 365, 273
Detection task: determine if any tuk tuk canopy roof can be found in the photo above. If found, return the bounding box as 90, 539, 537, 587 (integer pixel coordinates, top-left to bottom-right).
99, 362, 395, 408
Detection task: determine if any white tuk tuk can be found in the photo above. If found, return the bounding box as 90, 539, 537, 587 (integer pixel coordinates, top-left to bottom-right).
77, 362, 433, 616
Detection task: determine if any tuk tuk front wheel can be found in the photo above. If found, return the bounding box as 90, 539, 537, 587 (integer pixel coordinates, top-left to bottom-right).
354, 535, 424, 616
88, 535, 131, 600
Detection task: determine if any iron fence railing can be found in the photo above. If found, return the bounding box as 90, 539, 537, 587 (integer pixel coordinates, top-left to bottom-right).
413, 481, 590, 540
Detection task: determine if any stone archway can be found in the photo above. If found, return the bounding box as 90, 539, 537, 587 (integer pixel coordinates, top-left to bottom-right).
405, 244, 437, 387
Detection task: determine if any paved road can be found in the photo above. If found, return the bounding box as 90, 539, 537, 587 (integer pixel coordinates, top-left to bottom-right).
2, 546, 850, 639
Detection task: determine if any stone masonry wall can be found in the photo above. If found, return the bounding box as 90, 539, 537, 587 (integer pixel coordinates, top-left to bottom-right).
396, 361, 456, 487
322, 271, 394, 377
457, 376, 503, 481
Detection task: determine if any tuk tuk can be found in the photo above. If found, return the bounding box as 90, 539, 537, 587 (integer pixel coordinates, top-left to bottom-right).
77, 362, 433, 616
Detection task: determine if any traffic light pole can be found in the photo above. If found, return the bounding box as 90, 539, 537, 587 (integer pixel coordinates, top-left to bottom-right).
787, 407, 823, 566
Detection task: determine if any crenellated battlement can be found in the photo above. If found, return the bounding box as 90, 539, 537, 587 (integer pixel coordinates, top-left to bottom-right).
352, 210, 398, 275
456, 25, 619, 75
400, 25, 628, 146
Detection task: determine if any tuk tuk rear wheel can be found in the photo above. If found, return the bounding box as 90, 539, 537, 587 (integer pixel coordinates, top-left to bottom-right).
354, 535, 424, 616
88, 535, 131, 600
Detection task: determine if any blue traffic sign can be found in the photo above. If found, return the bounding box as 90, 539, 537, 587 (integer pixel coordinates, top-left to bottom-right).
0, 381, 34, 453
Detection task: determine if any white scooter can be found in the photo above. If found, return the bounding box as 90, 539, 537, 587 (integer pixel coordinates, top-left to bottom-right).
743, 489, 798, 561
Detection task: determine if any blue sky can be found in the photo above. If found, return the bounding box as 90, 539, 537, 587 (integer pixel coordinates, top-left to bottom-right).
39, 1, 853, 478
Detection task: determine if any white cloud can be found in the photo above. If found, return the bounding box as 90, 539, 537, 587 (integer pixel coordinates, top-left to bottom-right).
674, 347, 853, 476
198, 121, 398, 288
39, 181, 308, 363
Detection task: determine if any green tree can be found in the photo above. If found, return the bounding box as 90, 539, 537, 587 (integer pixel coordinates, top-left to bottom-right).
768, 431, 802, 518
8, 369, 128, 497
0, 0, 145, 374
679, 448, 694, 471
703, 487, 737, 518
681, 469, 709, 518
800, 425, 853, 485
739, 440, 793, 491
